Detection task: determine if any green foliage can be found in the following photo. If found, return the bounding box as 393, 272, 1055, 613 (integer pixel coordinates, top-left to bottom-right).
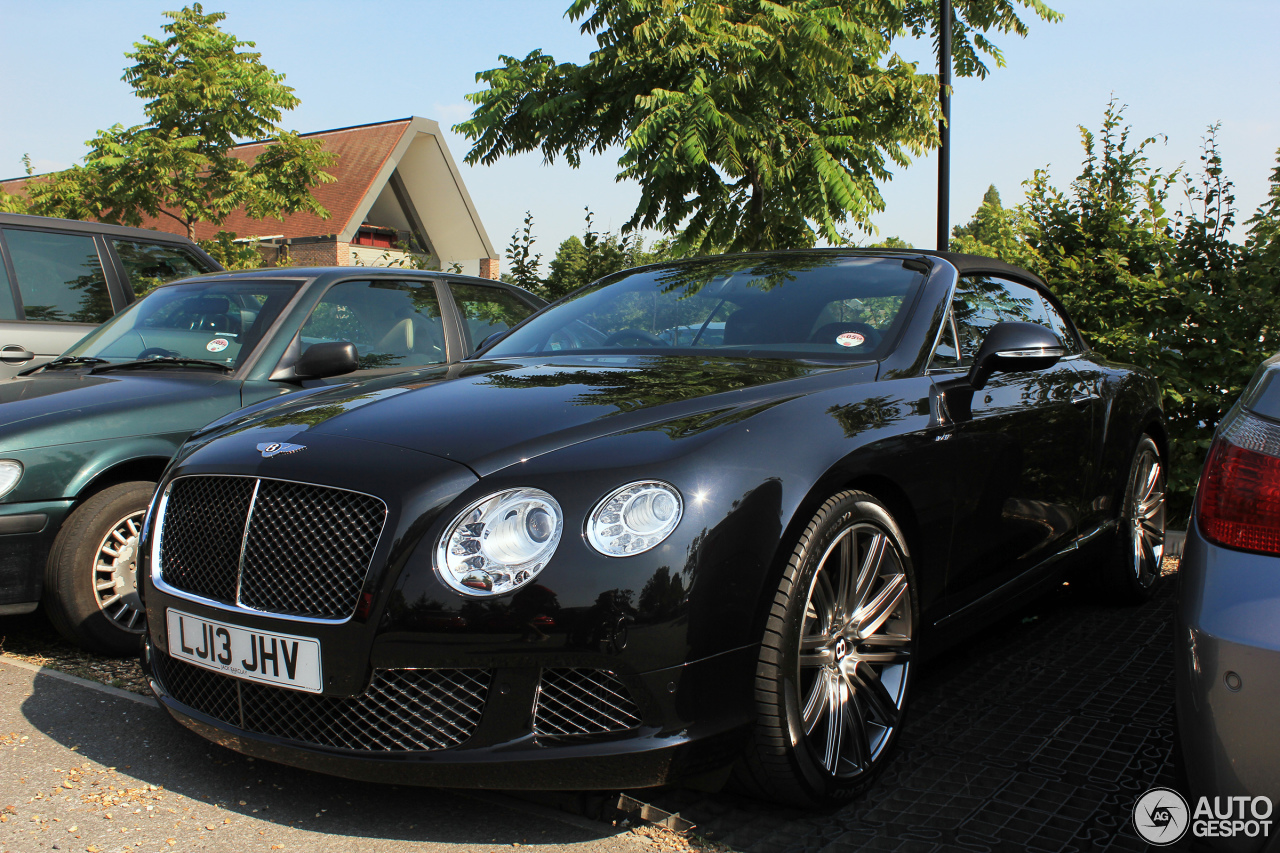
505, 211, 544, 291
0, 188, 27, 214
950, 183, 1034, 266
457, 0, 1058, 255
26, 4, 336, 240
197, 230, 272, 272
992, 102, 1280, 515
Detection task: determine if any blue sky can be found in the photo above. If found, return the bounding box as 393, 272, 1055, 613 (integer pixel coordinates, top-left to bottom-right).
1, 0, 1276, 265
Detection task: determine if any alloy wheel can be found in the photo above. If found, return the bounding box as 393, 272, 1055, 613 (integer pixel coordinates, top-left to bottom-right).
93, 509, 146, 633
1129, 446, 1166, 587
797, 521, 912, 778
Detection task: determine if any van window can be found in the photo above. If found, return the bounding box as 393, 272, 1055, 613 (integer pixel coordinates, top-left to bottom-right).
0, 257, 16, 320
113, 240, 210, 298
4, 229, 114, 323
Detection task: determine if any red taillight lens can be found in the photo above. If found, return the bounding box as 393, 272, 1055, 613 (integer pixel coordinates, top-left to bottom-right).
1197, 416, 1280, 556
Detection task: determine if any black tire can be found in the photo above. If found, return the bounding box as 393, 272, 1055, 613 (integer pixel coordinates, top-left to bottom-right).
735, 490, 917, 807
43, 481, 155, 656
1099, 435, 1166, 604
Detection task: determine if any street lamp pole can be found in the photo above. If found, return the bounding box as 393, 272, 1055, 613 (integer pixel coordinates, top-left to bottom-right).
937, 0, 952, 251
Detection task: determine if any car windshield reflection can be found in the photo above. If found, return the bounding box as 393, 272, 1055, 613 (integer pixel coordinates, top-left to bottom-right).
484, 254, 927, 361
62, 280, 301, 371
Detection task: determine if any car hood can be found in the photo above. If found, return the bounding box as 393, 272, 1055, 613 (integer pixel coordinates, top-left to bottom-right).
0, 370, 240, 450
209, 354, 878, 476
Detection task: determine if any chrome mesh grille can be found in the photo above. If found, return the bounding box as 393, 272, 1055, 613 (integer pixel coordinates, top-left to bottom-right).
154, 652, 489, 751
238, 479, 386, 619
157, 477, 256, 603
157, 475, 387, 620
533, 668, 643, 737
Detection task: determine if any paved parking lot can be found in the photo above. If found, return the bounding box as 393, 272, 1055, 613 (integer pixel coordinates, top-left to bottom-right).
643, 576, 1178, 852
2, 571, 1179, 853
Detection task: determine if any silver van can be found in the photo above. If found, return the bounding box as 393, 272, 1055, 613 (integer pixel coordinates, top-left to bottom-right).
0, 214, 222, 378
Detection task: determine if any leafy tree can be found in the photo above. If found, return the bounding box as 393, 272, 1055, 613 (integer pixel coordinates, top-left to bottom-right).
26, 4, 336, 240
542, 209, 681, 300
0, 190, 26, 214
457, 0, 1059, 254
950, 183, 1033, 266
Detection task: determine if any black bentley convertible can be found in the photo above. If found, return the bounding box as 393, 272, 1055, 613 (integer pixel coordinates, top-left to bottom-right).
138, 250, 1166, 806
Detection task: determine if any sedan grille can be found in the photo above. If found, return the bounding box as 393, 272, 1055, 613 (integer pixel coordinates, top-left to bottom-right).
157, 475, 387, 620
154, 652, 489, 751
533, 668, 643, 737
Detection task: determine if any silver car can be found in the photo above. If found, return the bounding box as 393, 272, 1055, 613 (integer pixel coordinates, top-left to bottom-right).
1176, 352, 1280, 851
0, 213, 222, 378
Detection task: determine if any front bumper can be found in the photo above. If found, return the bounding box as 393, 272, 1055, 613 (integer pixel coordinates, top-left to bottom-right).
1175, 522, 1280, 850
0, 499, 73, 606
143, 628, 756, 789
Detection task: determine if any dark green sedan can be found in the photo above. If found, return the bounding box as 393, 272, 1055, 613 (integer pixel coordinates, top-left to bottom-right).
0, 267, 543, 654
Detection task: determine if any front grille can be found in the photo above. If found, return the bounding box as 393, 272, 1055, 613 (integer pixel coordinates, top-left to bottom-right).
155, 652, 489, 752
158, 475, 387, 620
533, 668, 643, 737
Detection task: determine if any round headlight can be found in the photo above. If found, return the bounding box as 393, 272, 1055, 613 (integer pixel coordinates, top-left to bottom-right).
587, 481, 683, 556
0, 460, 23, 500
436, 488, 563, 597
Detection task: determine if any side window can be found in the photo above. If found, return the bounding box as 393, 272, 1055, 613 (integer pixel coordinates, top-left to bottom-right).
1038, 294, 1082, 354
450, 283, 539, 352
300, 280, 446, 371
4, 229, 113, 323
952, 276, 1056, 365
113, 240, 211, 299
929, 308, 961, 369
0, 256, 17, 320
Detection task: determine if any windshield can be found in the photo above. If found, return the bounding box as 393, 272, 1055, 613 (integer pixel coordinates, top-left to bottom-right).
63, 279, 301, 370
484, 254, 925, 361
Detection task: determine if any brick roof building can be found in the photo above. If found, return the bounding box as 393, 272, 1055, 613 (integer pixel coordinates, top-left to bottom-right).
2, 116, 500, 278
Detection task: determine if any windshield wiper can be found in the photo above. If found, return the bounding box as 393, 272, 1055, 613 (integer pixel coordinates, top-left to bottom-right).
17, 356, 110, 376
90, 357, 233, 374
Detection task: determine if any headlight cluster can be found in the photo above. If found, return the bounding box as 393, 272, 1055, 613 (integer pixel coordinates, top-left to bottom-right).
0, 460, 22, 500
436, 480, 684, 597
586, 481, 683, 557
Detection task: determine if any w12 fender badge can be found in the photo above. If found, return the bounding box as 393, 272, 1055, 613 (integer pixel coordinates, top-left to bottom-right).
257, 442, 305, 458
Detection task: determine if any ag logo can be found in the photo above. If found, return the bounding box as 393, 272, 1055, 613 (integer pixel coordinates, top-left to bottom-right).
257, 442, 305, 458
1134, 787, 1189, 845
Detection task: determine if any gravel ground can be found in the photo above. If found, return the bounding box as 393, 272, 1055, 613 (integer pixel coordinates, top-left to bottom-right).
0, 612, 148, 694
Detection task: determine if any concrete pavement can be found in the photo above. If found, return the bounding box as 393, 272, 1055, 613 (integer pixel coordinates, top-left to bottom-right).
0, 658, 653, 853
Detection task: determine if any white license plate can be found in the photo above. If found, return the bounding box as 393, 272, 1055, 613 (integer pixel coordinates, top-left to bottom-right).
166, 608, 323, 693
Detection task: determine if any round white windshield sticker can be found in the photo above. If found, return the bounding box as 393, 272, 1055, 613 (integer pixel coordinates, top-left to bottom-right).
836, 332, 865, 347
206, 338, 229, 353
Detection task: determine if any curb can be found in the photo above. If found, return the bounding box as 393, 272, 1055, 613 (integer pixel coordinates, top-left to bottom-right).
0, 653, 159, 708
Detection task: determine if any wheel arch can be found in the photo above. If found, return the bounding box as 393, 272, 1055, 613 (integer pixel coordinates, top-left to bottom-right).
67, 452, 173, 508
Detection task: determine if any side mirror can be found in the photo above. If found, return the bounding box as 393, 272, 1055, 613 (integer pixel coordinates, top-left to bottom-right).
293, 341, 359, 380
967, 322, 1066, 390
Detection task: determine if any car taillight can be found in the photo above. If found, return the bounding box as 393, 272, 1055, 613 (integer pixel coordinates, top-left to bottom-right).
1198, 412, 1280, 555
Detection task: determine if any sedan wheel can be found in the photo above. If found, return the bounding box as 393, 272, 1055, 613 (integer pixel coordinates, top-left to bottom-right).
93, 509, 146, 632
737, 490, 915, 806
44, 481, 156, 656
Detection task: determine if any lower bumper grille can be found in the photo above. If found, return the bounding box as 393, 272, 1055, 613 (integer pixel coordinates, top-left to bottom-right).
154, 652, 489, 751
533, 668, 643, 737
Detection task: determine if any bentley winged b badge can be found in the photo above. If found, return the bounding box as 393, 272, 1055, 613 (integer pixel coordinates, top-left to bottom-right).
257, 442, 306, 458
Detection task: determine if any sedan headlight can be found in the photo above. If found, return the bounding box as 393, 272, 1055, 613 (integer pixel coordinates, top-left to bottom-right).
587, 481, 683, 556
436, 488, 563, 597
0, 460, 22, 500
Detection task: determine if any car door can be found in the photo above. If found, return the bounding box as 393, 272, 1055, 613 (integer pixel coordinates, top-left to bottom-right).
933, 275, 1095, 607
0, 227, 125, 378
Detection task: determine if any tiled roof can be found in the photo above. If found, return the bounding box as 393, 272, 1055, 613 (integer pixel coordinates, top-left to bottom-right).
1, 118, 412, 241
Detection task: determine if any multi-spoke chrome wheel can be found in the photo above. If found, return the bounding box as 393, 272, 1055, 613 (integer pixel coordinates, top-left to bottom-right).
93, 509, 146, 632
738, 490, 915, 807
1126, 441, 1166, 589
1099, 435, 1166, 604
798, 522, 911, 778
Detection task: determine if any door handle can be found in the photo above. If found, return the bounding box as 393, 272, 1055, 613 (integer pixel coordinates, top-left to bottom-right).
0, 345, 34, 364
1071, 393, 1098, 407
